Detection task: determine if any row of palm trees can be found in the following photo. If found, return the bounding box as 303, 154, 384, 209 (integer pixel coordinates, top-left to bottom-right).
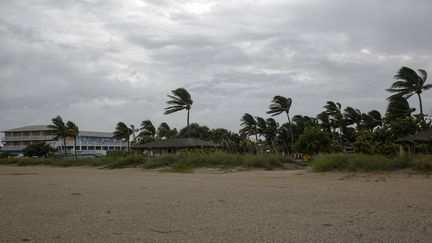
49, 66, 429, 157
112, 66, 430, 152
238, 66, 430, 148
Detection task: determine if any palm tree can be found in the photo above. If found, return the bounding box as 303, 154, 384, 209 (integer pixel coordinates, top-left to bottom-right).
264, 118, 278, 145
317, 111, 331, 134
240, 113, 258, 141
324, 101, 344, 141
267, 96, 294, 143
385, 95, 413, 121
140, 120, 156, 138
387, 66, 431, 117
66, 121, 79, 160
255, 116, 267, 139
361, 110, 382, 131
48, 115, 68, 157
343, 106, 362, 129
157, 122, 177, 139
164, 87, 193, 136
113, 122, 133, 151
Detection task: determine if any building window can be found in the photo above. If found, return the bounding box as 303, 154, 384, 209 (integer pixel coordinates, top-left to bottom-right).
81, 146, 88, 150
95, 146, 101, 150
88, 146, 95, 150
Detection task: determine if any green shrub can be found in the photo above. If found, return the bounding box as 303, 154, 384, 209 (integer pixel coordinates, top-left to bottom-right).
410, 155, 432, 171
294, 127, 331, 155
312, 153, 430, 172
0, 151, 12, 159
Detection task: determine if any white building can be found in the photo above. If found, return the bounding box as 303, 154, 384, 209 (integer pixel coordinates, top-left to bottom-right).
1, 125, 128, 156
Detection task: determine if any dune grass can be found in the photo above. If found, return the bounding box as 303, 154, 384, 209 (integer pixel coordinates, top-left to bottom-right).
0, 151, 299, 172
311, 153, 432, 172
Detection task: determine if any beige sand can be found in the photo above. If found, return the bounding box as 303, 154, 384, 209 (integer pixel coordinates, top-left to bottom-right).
0, 166, 431, 242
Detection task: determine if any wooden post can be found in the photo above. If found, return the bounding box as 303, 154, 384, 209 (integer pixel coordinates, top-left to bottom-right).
399, 144, 406, 157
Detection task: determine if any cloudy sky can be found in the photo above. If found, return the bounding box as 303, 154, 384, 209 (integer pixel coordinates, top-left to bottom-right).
1, 0, 431, 134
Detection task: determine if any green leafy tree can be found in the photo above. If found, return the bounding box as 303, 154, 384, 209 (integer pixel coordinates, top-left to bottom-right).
267, 96, 294, 143
23, 142, 56, 158
66, 121, 79, 160
48, 115, 68, 157
387, 66, 431, 117
113, 122, 133, 151
178, 123, 210, 140
294, 126, 331, 155
292, 115, 318, 141
164, 87, 193, 136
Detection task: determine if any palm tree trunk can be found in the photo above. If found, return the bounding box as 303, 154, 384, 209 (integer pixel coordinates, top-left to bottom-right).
417, 93, 424, 117
63, 137, 67, 157
286, 112, 294, 144
187, 109, 190, 138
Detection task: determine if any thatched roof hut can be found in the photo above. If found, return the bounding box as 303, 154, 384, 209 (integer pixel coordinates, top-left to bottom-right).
396, 129, 432, 156
396, 129, 432, 144
133, 138, 221, 153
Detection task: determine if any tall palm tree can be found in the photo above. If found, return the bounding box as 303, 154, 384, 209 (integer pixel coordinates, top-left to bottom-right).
240, 113, 258, 141
113, 122, 133, 151
48, 115, 68, 157
387, 66, 431, 117
66, 121, 79, 160
164, 87, 193, 136
267, 95, 294, 143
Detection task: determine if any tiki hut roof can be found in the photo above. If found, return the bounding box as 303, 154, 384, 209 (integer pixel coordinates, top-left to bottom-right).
134, 138, 221, 149
396, 129, 432, 144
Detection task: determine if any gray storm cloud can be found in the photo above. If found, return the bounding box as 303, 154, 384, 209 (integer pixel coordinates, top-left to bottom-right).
0, 0, 431, 133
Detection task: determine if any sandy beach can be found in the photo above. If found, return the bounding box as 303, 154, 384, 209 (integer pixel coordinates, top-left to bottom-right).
0, 166, 431, 242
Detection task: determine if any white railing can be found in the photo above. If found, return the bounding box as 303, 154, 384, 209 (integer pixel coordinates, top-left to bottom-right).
2, 136, 55, 141
1, 146, 24, 151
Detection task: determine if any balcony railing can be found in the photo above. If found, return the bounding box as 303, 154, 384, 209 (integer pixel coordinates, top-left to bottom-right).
2, 136, 55, 142
1, 146, 24, 151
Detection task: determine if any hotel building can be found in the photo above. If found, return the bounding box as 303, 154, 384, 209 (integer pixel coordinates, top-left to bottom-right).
1, 125, 128, 156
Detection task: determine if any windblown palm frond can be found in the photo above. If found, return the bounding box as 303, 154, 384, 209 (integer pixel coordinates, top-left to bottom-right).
66, 121, 79, 160
164, 87, 193, 114
240, 113, 258, 140
114, 122, 133, 151
164, 87, 193, 136
140, 120, 156, 137
267, 96, 292, 116
48, 115, 68, 157
267, 95, 294, 144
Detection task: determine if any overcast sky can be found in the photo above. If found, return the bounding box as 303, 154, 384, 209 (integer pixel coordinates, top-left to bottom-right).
1, 0, 431, 134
